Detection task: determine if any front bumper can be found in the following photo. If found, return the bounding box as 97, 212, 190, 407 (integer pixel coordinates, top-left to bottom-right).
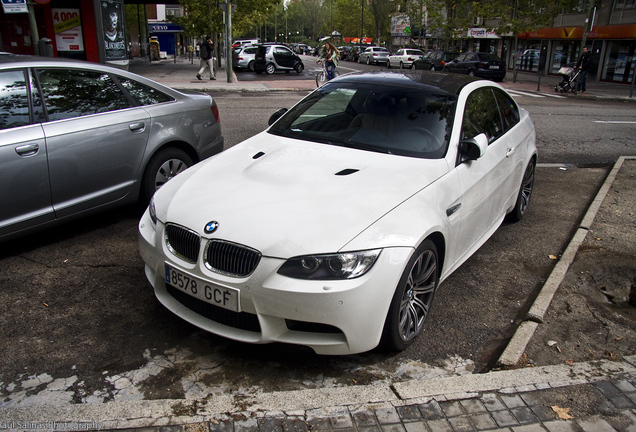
138, 209, 412, 355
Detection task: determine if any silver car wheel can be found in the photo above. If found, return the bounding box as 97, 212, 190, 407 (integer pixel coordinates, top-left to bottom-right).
155, 158, 188, 189
142, 148, 193, 204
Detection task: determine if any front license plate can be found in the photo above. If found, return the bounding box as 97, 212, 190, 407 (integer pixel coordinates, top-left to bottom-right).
489, 65, 499, 69
165, 264, 240, 312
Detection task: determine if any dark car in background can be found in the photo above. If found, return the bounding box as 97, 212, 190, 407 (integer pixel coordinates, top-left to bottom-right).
443, 52, 506, 81
0, 55, 224, 241
339, 46, 353, 61
346, 46, 363, 62
254, 44, 304, 75
413, 50, 460, 71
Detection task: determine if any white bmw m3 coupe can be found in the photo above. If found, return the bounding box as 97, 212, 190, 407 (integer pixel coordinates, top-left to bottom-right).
139, 70, 537, 355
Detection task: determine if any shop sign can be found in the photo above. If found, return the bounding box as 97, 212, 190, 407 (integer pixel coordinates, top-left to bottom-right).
1, 0, 27, 14
467, 28, 500, 39
148, 23, 183, 33
52, 8, 84, 52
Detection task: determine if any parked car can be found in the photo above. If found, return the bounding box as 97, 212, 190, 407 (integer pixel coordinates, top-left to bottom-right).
0, 54, 224, 241
443, 52, 506, 81
339, 46, 353, 61
413, 50, 460, 71
139, 70, 537, 355
254, 44, 304, 75
358, 46, 390, 65
232, 45, 258, 71
387, 48, 425, 69
346, 46, 363, 62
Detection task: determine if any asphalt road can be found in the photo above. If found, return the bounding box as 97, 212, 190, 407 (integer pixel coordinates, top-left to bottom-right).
0, 91, 634, 406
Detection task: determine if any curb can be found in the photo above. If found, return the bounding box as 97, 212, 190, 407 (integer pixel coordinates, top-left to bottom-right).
497, 156, 636, 367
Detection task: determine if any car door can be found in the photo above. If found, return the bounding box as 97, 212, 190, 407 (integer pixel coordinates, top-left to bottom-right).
273, 46, 295, 69
446, 53, 465, 73
36, 67, 151, 218
0, 68, 53, 239
454, 86, 513, 259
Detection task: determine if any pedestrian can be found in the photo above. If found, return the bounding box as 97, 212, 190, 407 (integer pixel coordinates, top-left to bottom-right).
576, 46, 592, 93
196, 36, 216, 81
317, 41, 339, 80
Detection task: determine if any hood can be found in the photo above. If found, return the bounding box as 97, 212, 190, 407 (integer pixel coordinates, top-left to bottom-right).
157, 132, 449, 258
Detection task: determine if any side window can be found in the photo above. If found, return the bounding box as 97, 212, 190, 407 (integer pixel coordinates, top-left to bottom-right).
493, 89, 520, 132
461, 87, 504, 143
456, 54, 467, 62
0, 69, 30, 130
37, 68, 131, 121
117, 76, 174, 105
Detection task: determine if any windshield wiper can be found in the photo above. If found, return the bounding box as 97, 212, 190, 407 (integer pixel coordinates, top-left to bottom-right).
344, 140, 393, 154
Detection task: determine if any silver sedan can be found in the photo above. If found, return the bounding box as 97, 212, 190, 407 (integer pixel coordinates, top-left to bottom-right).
0, 55, 224, 241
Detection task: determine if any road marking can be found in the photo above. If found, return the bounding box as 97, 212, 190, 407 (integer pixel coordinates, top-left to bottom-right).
594, 120, 636, 124
506, 89, 566, 99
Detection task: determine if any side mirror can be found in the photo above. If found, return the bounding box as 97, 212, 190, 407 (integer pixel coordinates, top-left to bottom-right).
268, 108, 288, 126
459, 133, 488, 163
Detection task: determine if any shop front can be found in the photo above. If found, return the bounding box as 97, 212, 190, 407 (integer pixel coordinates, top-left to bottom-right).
517, 24, 636, 84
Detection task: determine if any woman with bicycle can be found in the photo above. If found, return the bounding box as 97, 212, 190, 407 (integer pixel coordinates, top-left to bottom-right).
317, 42, 339, 80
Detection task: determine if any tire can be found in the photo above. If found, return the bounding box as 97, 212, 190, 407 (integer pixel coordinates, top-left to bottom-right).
381, 239, 439, 351
399, 61, 404, 69
265, 63, 276, 75
430, 65, 436, 71
248, 61, 255, 72
294, 63, 303, 73
411, 63, 417, 70
506, 158, 535, 222
468, 70, 475, 77
366, 56, 371, 65
141, 148, 193, 204
386, 60, 391, 69
315, 70, 327, 87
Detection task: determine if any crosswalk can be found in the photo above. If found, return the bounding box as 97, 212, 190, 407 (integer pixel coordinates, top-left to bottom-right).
505, 89, 568, 99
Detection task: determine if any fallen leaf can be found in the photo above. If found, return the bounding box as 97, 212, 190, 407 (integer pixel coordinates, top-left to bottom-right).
615, 337, 623, 341
552, 405, 573, 420
566, 360, 574, 364
548, 254, 558, 260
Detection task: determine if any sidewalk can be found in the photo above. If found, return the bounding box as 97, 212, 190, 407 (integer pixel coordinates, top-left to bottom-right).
127, 56, 636, 101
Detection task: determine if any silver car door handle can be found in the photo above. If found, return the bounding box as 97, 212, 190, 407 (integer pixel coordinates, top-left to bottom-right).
15, 144, 40, 157
506, 147, 516, 157
129, 122, 146, 133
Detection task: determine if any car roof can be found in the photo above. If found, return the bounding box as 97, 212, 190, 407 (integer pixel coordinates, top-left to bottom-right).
329, 70, 483, 95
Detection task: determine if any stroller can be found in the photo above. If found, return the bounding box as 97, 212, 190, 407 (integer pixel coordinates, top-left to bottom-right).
555, 65, 581, 94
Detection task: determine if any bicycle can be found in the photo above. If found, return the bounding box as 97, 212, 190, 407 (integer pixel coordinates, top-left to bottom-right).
315, 60, 340, 87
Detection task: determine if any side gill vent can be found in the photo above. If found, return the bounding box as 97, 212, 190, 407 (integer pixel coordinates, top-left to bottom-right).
335, 168, 359, 176
253, 151, 266, 159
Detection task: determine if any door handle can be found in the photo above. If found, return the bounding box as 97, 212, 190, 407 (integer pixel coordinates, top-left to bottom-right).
446, 203, 461, 217
506, 147, 516, 157
129, 122, 146, 133
15, 144, 39, 157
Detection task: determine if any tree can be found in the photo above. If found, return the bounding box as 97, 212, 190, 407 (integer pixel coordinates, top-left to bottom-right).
367, 0, 397, 45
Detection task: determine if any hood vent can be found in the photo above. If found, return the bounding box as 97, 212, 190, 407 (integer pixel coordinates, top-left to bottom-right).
335, 168, 360, 176
253, 151, 266, 159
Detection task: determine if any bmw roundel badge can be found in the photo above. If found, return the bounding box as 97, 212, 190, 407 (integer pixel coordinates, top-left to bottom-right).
204, 221, 219, 234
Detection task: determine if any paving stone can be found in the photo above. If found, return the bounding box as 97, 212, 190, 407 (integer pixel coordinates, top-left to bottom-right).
447, 416, 475, 432
235, 417, 259, 432
627, 392, 636, 404
396, 405, 423, 422
439, 400, 465, 417
418, 401, 445, 420
281, 418, 309, 432
375, 407, 401, 425
403, 422, 429, 432
159, 427, 185, 432
613, 380, 636, 393
529, 404, 560, 422
353, 410, 378, 428
481, 394, 507, 412
500, 394, 526, 409
609, 394, 636, 409
511, 407, 539, 425
510, 425, 549, 432
306, 418, 332, 431
460, 399, 487, 414
424, 419, 453, 432
376, 424, 406, 432
576, 416, 617, 432
594, 381, 621, 397
208, 420, 233, 432
357, 426, 382, 432
468, 413, 497, 430
258, 417, 284, 432
519, 391, 546, 407
491, 410, 519, 428
330, 415, 354, 430
543, 420, 579, 431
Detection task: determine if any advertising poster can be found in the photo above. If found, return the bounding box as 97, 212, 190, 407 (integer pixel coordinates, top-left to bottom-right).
52, 8, 84, 52
101, 0, 126, 60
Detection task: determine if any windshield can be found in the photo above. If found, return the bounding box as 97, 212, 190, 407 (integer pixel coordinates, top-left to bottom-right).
268, 82, 456, 159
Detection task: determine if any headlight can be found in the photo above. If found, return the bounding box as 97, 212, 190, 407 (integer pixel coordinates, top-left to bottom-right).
278, 249, 381, 280
149, 197, 157, 225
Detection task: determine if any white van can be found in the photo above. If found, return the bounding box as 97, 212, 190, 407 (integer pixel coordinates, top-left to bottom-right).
233, 39, 259, 48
